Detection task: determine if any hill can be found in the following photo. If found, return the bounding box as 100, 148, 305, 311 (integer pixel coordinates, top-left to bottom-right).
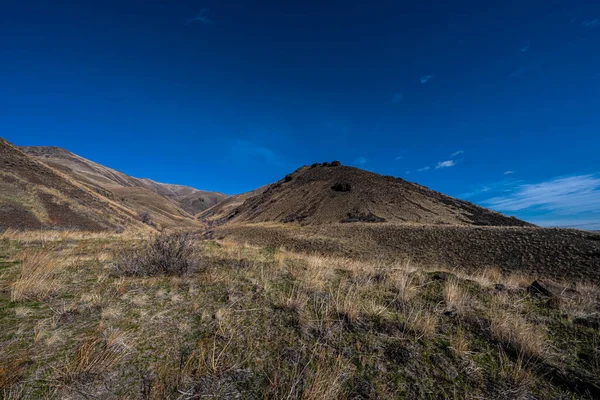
0, 138, 141, 231
201, 161, 530, 227
21, 145, 227, 229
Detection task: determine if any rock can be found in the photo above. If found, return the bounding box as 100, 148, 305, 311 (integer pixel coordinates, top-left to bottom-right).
528, 280, 555, 298
494, 283, 506, 291
331, 182, 351, 192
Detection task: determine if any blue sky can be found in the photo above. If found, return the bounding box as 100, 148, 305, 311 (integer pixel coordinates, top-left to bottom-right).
1, 1, 599, 228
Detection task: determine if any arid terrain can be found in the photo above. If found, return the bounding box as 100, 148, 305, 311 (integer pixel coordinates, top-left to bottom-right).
1, 137, 600, 399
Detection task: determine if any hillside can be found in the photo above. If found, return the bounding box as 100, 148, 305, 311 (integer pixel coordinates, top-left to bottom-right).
0, 138, 141, 231
201, 162, 531, 227
21, 145, 227, 228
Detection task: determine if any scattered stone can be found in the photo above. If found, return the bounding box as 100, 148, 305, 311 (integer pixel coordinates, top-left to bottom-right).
528, 280, 555, 298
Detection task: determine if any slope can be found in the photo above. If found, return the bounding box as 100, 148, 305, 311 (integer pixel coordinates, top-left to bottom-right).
0, 138, 142, 231
202, 161, 531, 227
22, 146, 227, 228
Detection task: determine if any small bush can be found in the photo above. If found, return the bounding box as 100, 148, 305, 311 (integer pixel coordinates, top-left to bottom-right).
112, 232, 196, 276
331, 182, 351, 192
138, 211, 155, 227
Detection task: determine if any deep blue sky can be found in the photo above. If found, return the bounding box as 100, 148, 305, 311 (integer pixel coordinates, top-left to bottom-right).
2, 1, 599, 228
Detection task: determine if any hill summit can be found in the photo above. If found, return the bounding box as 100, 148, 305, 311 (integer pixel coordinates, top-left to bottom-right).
201, 161, 530, 227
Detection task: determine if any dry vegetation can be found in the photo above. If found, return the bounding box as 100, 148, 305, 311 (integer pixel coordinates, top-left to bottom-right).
1, 231, 599, 399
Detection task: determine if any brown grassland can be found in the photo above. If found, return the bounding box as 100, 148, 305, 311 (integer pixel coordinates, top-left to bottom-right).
1, 229, 599, 399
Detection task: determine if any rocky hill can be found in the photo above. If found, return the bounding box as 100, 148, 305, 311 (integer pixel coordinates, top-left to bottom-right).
201, 162, 531, 227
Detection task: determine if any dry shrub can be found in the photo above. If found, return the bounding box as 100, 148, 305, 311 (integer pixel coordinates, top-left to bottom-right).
443, 279, 469, 314
112, 232, 196, 276
11, 250, 63, 302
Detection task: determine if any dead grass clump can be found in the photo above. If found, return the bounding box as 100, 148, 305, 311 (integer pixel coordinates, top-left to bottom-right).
388, 270, 417, 303
53, 330, 129, 385
403, 304, 438, 339
490, 308, 546, 359
443, 279, 470, 314
330, 280, 361, 323
112, 232, 196, 276
11, 250, 63, 302
559, 282, 600, 318
301, 353, 350, 400
497, 347, 535, 396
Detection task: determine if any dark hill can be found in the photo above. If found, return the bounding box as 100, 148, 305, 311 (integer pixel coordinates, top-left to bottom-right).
202, 162, 531, 227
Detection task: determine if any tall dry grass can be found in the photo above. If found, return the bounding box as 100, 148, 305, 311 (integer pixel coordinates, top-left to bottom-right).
489, 296, 547, 359
11, 250, 64, 302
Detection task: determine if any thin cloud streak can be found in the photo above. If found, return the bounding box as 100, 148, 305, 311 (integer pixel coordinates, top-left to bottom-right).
483, 174, 600, 214
451, 150, 464, 157
435, 160, 455, 169
190, 9, 212, 24
420, 75, 434, 84
582, 19, 600, 28
418, 166, 431, 172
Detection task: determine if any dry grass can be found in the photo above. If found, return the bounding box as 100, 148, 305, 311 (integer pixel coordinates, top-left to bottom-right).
443, 278, 469, 314
403, 304, 438, 339
490, 301, 547, 359
52, 329, 129, 385
11, 250, 63, 302
1, 234, 598, 399
301, 353, 350, 400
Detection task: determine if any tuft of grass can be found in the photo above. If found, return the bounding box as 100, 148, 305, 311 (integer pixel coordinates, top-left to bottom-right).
52, 329, 129, 386
11, 250, 63, 302
489, 302, 546, 359
301, 353, 350, 400
443, 278, 469, 314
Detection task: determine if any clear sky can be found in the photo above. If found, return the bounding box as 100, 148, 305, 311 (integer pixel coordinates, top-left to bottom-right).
1, 1, 599, 228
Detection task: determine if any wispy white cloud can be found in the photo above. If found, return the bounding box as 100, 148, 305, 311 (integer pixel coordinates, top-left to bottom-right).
582, 18, 600, 28
504, 170, 515, 175
420, 75, 434, 84
435, 160, 455, 169
418, 166, 431, 172
394, 156, 403, 161
231, 140, 283, 166
354, 156, 367, 166
451, 150, 464, 157
483, 174, 600, 214
191, 8, 212, 24
392, 92, 403, 104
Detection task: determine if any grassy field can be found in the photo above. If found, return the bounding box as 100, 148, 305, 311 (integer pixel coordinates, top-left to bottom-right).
1, 230, 599, 399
